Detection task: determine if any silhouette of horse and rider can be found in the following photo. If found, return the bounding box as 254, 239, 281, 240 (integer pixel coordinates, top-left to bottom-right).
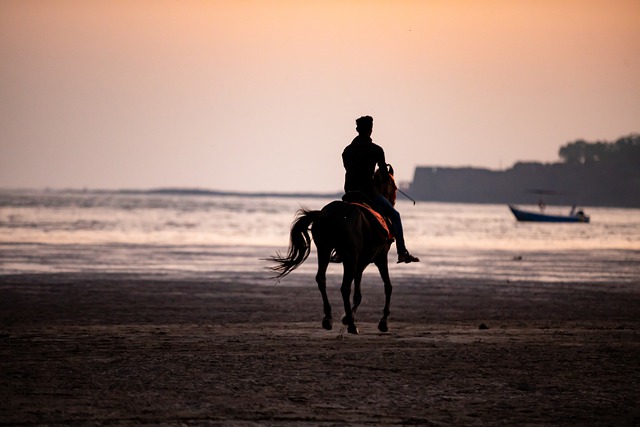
268, 116, 419, 334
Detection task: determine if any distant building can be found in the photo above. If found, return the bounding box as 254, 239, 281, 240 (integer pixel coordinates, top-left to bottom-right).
408, 162, 640, 207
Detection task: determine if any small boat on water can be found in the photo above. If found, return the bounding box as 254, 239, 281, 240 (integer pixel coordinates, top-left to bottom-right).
508, 205, 590, 223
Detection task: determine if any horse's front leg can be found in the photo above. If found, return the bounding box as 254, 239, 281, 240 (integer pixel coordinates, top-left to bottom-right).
375, 254, 393, 333
316, 249, 332, 330
340, 261, 358, 334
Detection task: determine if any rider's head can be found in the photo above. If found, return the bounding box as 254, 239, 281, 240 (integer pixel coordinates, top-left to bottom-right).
356, 116, 373, 136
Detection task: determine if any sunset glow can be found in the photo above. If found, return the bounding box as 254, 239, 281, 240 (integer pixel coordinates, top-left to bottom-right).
1, 1, 638, 192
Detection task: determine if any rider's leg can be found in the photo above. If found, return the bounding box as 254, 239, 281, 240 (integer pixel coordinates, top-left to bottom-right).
372, 194, 419, 263
372, 194, 406, 254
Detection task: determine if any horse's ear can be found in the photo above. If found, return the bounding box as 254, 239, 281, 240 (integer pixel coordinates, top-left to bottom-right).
387, 164, 394, 176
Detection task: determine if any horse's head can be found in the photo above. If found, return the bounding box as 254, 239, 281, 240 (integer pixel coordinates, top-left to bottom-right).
374, 164, 397, 206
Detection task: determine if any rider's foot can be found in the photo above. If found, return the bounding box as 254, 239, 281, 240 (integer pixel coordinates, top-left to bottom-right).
330, 253, 342, 263
397, 252, 420, 264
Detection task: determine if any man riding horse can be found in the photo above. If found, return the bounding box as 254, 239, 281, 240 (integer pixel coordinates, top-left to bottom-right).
342, 115, 419, 264
268, 115, 418, 333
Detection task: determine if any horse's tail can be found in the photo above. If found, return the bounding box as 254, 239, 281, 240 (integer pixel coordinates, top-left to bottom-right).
267, 208, 320, 280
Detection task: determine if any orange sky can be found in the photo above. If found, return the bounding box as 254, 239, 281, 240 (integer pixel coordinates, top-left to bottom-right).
1, 1, 639, 192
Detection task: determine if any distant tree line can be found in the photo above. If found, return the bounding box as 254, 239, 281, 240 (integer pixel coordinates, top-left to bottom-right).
558, 133, 640, 166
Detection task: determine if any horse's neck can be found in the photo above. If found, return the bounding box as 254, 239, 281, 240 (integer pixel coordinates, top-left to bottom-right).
380, 184, 396, 206
373, 170, 397, 207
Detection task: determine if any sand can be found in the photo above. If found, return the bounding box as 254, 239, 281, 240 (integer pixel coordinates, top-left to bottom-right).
1, 272, 639, 426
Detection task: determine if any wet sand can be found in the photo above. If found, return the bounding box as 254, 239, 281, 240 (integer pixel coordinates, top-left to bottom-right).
1, 272, 639, 426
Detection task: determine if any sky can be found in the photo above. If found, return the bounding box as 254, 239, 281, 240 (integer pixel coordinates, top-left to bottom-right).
1, 1, 639, 193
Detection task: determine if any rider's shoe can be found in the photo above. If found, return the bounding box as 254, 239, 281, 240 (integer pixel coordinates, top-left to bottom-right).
397, 252, 420, 264
330, 253, 342, 263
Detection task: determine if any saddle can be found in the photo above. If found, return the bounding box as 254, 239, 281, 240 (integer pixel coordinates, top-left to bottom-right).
342, 192, 394, 241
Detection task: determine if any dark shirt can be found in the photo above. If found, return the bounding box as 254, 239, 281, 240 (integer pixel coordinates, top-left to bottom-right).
342, 135, 387, 195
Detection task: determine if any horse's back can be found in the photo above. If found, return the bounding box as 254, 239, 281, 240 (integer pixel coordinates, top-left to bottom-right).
321, 200, 353, 215
313, 199, 389, 258
311, 201, 360, 244
323, 200, 370, 224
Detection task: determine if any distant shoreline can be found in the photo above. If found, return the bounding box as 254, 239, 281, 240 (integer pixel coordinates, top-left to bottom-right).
1, 184, 638, 208
0, 187, 343, 200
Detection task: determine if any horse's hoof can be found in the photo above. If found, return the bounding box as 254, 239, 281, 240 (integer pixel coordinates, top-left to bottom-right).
342, 315, 356, 326
378, 320, 389, 333
322, 318, 333, 330
348, 324, 359, 334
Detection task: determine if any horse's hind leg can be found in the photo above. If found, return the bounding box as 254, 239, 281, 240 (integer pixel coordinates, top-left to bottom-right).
340, 260, 359, 334
316, 249, 332, 330
375, 257, 393, 333
351, 267, 364, 319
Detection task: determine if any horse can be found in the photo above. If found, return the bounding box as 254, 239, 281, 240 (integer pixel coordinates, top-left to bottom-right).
267, 164, 399, 334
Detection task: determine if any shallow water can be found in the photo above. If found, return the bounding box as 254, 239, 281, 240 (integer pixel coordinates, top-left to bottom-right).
1, 189, 639, 283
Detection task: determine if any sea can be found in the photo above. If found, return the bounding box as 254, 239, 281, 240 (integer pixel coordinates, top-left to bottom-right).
1, 189, 639, 284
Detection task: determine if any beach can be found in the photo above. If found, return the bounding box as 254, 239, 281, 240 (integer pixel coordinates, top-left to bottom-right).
1, 272, 639, 426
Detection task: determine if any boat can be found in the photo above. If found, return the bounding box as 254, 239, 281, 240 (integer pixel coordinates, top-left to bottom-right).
508, 205, 590, 223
